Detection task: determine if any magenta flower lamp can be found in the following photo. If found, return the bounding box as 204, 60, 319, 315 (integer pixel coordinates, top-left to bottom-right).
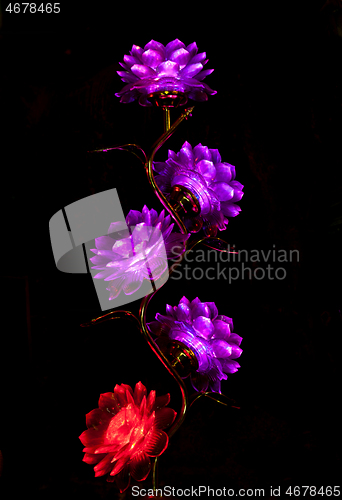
115, 39, 216, 107
148, 296, 242, 393
153, 141, 244, 236
49, 38, 244, 495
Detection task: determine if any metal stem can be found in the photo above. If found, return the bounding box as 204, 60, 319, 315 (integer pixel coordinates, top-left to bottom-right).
163, 108, 171, 133
146, 106, 194, 235
80, 309, 140, 329
152, 457, 159, 493
138, 106, 196, 493
139, 292, 188, 441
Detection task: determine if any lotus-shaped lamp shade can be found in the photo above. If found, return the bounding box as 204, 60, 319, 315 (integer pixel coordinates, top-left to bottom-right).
153, 142, 244, 236
115, 39, 216, 107
80, 382, 176, 492
90, 205, 189, 301
147, 297, 243, 393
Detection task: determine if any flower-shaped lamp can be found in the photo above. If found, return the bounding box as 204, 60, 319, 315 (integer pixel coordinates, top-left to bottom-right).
89, 206, 189, 303
80, 382, 176, 492
116, 39, 216, 107
153, 142, 244, 236
148, 297, 242, 393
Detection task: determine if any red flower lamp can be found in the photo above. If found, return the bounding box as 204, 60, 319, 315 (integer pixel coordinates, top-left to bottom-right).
79, 382, 176, 492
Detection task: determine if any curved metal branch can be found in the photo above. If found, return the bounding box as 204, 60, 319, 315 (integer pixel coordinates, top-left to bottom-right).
186, 234, 239, 254
204, 392, 240, 408
146, 107, 194, 236
136, 109, 196, 442
201, 236, 238, 253
87, 143, 147, 166
189, 391, 240, 409
80, 309, 140, 329
152, 457, 159, 493
139, 291, 188, 440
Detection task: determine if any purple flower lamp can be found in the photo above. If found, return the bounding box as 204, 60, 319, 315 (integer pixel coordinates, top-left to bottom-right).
147, 296, 242, 393
153, 141, 244, 236
90, 205, 189, 301
115, 39, 216, 108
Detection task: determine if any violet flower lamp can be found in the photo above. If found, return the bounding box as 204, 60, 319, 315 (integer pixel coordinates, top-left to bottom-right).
50, 39, 245, 495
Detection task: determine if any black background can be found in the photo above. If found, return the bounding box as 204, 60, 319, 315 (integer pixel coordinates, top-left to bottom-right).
0, 1, 342, 498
